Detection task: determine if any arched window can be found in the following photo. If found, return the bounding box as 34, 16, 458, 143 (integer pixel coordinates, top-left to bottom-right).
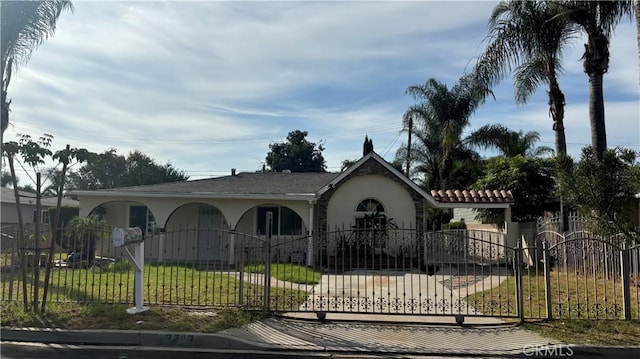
354, 198, 388, 248
355, 198, 386, 228
355, 198, 385, 215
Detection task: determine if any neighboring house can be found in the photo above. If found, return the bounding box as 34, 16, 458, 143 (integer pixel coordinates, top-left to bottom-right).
1, 187, 79, 225
1, 187, 79, 253
71, 151, 514, 265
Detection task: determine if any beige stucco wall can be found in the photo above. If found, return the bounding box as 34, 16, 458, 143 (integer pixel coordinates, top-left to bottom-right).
327, 175, 416, 229
79, 196, 313, 231
325, 175, 416, 256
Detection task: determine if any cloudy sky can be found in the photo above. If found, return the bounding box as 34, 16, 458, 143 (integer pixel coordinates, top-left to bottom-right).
5, 0, 639, 183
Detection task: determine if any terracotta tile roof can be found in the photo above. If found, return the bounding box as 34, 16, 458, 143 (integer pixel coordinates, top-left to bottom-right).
430, 189, 514, 204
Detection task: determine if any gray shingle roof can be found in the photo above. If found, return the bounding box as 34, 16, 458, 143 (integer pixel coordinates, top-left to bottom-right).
95, 172, 340, 196
1, 187, 79, 207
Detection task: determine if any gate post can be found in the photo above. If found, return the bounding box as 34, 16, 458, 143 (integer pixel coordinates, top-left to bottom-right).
621, 242, 631, 320
542, 240, 553, 320
263, 211, 273, 314
514, 241, 524, 321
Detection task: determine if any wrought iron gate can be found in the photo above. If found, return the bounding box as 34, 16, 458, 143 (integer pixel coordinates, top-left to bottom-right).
263, 225, 519, 319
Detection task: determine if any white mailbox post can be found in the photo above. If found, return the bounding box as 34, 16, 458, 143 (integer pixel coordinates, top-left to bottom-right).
112, 227, 149, 314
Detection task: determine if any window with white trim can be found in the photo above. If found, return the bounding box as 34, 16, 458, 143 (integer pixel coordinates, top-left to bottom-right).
129, 205, 158, 235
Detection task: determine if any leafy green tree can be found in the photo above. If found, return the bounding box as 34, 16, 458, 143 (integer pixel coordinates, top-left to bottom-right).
67, 149, 189, 190
474, 0, 574, 157
398, 74, 491, 189
559, 147, 640, 239
555, 0, 634, 159
1, 0, 73, 144
265, 130, 326, 172
473, 155, 557, 224
469, 124, 554, 158
2, 133, 89, 312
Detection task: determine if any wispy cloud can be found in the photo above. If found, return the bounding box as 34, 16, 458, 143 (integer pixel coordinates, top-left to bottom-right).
4, 1, 638, 182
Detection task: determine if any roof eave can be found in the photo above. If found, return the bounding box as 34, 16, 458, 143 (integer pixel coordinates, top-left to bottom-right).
70, 191, 318, 201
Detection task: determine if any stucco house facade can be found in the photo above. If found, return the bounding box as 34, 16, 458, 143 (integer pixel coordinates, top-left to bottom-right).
71, 152, 514, 266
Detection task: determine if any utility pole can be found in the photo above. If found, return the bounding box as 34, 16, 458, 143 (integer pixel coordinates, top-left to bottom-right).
405, 116, 413, 177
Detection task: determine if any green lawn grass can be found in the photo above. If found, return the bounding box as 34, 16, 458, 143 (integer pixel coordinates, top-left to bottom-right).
1, 262, 310, 310
522, 320, 640, 346
245, 263, 322, 285
466, 270, 639, 320
466, 270, 640, 345
0, 301, 259, 332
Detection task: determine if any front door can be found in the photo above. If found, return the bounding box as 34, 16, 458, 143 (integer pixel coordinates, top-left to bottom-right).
197, 206, 223, 261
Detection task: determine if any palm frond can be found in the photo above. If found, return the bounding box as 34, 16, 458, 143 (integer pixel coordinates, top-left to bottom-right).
1, 0, 74, 68
513, 57, 547, 104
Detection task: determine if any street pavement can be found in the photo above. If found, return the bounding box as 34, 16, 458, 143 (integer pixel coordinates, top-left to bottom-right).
2, 315, 639, 358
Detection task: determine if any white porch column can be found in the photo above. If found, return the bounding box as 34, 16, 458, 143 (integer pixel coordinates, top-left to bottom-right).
307, 200, 315, 266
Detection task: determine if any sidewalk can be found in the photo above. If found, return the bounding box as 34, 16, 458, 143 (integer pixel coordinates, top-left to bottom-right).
2, 315, 556, 356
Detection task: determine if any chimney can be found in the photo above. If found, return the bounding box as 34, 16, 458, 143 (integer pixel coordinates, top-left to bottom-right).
231, 168, 236, 176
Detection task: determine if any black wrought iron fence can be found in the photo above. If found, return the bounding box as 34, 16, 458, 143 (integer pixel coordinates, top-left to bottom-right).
1, 223, 638, 321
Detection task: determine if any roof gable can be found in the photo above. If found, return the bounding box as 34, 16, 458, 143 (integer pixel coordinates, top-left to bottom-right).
317, 151, 441, 207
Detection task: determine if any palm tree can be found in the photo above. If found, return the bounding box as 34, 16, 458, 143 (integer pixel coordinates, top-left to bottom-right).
469, 124, 554, 158
553, 0, 634, 159
1, 0, 73, 144
474, 0, 575, 157
400, 74, 491, 189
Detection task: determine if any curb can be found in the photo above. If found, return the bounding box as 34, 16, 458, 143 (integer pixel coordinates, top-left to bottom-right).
0, 328, 268, 351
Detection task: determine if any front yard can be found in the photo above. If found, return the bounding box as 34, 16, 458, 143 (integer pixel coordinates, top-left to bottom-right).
1, 262, 312, 308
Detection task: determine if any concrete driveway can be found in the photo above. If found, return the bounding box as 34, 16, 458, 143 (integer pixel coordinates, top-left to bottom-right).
296, 266, 511, 322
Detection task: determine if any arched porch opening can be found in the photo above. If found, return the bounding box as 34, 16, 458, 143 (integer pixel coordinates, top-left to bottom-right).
236, 203, 310, 265
160, 203, 231, 265
85, 200, 159, 260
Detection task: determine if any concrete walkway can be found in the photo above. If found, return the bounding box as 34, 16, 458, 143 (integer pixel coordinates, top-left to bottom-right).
298, 267, 510, 318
